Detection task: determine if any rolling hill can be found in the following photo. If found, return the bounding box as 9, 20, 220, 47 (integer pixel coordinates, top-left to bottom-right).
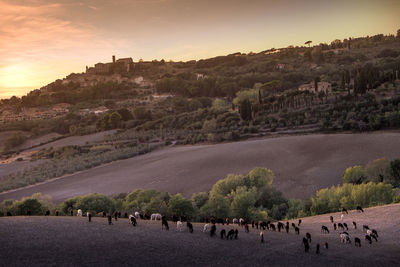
1, 204, 399, 266
1, 131, 400, 203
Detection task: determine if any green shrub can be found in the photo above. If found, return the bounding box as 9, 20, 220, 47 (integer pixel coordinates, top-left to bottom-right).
310, 182, 395, 215
75, 193, 115, 214
168, 194, 196, 218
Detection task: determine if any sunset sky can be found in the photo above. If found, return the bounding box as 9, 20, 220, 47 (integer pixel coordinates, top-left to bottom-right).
0, 0, 399, 99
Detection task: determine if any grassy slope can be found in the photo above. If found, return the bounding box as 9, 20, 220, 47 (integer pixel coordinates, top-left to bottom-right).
1, 131, 400, 203
1, 204, 399, 266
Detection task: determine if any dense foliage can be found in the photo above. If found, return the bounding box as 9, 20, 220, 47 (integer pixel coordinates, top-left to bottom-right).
1, 163, 399, 219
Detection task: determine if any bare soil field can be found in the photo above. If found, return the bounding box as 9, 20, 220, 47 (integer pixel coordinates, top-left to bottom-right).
1, 204, 399, 267
24, 130, 116, 152
1, 132, 400, 203
16, 132, 62, 151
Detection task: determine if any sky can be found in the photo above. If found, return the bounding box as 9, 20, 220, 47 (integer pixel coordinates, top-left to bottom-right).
0, 0, 399, 99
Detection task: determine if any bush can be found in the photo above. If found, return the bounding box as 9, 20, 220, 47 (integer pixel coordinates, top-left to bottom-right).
310, 182, 395, 215
191, 192, 209, 209
286, 199, 304, 219
15, 198, 45, 215
342, 165, 365, 184
168, 194, 196, 218
75, 193, 115, 214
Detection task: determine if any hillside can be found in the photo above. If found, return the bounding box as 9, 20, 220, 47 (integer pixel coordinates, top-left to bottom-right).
1, 204, 399, 266
1, 131, 400, 203
1, 32, 400, 156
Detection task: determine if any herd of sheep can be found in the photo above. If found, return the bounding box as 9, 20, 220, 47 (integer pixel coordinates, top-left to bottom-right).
69, 204, 381, 255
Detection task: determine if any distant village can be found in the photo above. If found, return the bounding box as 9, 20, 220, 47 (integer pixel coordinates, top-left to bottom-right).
0, 55, 336, 124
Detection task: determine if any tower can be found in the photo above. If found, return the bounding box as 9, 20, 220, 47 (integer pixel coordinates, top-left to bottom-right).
112, 55, 116, 63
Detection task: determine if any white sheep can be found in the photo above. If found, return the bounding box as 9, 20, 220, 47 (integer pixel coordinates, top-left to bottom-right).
340, 233, 351, 243
233, 218, 239, 224
176, 221, 183, 232
340, 214, 344, 221
203, 223, 209, 232
77, 209, 83, 216
134, 211, 140, 218
151, 213, 162, 220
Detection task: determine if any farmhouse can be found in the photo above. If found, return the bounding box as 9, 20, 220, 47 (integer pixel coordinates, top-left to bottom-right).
298, 81, 332, 93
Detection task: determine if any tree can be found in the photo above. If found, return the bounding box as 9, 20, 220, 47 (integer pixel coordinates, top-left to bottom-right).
305, 40, 312, 47
109, 112, 122, 128
239, 99, 252, 121
397, 29, 400, 39
314, 76, 321, 92
15, 198, 45, 215
230, 187, 258, 219
389, 159, 400, 187
117, 108, 133, 121
286, 199, 304, 219
191, 192, 209, 209
200, 195, 230, 218
342, 166, 365, 184
365, 157, 391, 183
75, 193, 115, 214
133, 107, 152, 121
168, 194, 196, 218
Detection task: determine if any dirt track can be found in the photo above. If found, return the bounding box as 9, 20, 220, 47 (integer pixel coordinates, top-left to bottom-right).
1, 204, 399, 266
1, 132, 400, 203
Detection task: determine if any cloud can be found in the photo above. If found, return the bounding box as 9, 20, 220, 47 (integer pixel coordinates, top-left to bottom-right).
0, 0, 129, 95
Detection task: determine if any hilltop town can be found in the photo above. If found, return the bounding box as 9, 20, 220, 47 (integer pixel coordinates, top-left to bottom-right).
0, 32, 399, 156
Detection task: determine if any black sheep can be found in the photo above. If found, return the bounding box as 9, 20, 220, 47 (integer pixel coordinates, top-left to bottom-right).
365, 235, 372, 244
333, 223, 337, 230
324, 242, 329, 249
356, 206, 364, 212
343, 223, 348, 230
316, 243, 320, 254
227, 229, 235, 240
372, 229, 379, 238
295, 227, 300, 235
161, 216, 169, 230
88, 213, 92, 222
342, 208, 348, 214
220, 229, 226, 239
45, 210, 50, 216
210, 224, 216, 237
353, 221, 357, 229
298, 219, 302, 226
306, 232, 312, 243
107, 215, 112, 225
234, 229, 239, 239
330, 216, 334, 223
302, 238, 309, 253
277, 222, 284, 232
260, 232, 264, 243
130, 216, 137, 226
187, 222, 193, 233
355, 237, 361, 247
270, 223, 276, 231
321, 225, 329, 234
